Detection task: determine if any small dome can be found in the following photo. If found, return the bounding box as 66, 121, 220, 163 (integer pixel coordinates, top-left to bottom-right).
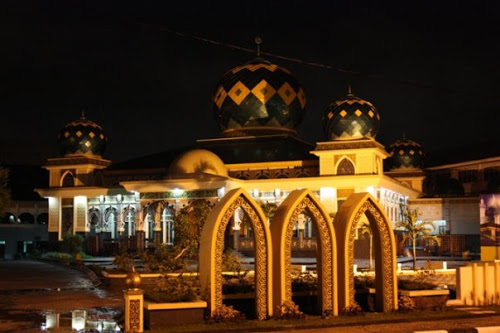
169, 149, 228, 178
57, 115, 107, 157
388, 138, 424, 170
213, 58, 306, 137
323, 92, 380, 140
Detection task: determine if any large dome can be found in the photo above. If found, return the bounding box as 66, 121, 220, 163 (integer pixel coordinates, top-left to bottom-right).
168, 149, 228, 178
213, 57, 306, 137
323, 92, 380, 141
57, 115, 107, 157
388, 138, 424, 170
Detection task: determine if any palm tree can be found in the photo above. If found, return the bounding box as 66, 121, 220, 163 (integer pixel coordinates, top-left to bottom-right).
357, 220, 373, 270
395, 206, 438, 270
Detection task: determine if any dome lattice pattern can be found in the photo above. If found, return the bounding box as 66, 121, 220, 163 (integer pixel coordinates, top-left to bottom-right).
58, 116, 107, 157
388, 138, 424, 169
213, 58, 306, 137
323, 93, 380, 140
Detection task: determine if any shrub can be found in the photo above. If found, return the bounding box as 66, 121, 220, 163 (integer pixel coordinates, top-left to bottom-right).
113, 247, 135, 272
292, 271, 317, 292
274, 300, 305, 320
341, 301, 363, 316
398, 279, 437, 290
62, 234, 83, 256
398, 295, 416, 313
208, 304, 245, 323
145, 275, 200, 303
354, 276, 375, 290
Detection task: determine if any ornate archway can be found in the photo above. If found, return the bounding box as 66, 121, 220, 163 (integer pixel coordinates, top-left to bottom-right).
334, 192, 397, 312
270, 189, 337, 316
199, 188, 273, 320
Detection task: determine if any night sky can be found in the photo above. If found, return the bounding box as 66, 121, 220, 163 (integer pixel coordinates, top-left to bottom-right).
2, 1, 500, 164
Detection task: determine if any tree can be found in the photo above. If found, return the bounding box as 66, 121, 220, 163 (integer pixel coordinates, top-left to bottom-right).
171, 199, 213, 262
139, 199, 213, 273
395, 207, 438, 270
357, 220, 373, 270
259, 201, 278, 223
0, 168, 11, 216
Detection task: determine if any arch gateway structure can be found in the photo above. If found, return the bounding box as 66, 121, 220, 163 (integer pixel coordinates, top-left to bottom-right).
36, 55, 420, 314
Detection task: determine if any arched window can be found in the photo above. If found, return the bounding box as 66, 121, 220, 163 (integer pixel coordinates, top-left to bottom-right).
337, 158, 355, 175
162, 208, 174, 245
124, 208, 136, 237
61, 171, 75, 187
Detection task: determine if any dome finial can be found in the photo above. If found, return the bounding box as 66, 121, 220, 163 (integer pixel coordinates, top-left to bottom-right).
347, 83, 352, 95
403, 132, 406, 139
81, 109, 86, 120
255, 36, 263, 56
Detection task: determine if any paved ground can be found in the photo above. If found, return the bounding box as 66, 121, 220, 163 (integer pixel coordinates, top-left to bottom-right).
0, 259, 496, 333
0, 260, 122, 332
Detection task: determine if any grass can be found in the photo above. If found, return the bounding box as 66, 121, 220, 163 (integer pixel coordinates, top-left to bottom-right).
147, 306, 500, 332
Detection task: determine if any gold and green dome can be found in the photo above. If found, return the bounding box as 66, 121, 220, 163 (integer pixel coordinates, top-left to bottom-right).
213, 57, 306, 137
57, 115, 107, 157
388, 138, 424, 170
323, 92, 380, 141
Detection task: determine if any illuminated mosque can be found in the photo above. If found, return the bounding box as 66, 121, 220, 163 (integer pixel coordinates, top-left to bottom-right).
35, 56, 479, 256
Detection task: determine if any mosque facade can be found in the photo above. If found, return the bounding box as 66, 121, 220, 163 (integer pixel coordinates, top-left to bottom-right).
35, 57, 444, 255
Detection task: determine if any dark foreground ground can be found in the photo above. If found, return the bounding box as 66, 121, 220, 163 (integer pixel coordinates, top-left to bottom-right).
1, 259, 500, 333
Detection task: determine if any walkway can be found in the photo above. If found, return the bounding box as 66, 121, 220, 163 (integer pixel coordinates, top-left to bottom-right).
0, 259, 122, 332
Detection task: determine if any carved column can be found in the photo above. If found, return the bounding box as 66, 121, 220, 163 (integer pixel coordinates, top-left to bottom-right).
154, 205, 162, 247
135, 204, 145, 251
124, 289, 143, 332
232, 208, 242, 250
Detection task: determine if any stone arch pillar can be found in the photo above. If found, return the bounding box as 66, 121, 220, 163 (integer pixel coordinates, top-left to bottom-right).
271, 189, 337, 316
334, 192, 397, 312
199, 188, 273, 319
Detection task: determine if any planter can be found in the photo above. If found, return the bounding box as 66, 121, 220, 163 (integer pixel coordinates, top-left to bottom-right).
143, 300, 207, 329
399, 289, 450, 310
102, 271, 198, 291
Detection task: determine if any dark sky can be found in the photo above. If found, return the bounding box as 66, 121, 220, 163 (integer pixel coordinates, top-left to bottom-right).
1, 1, 500, 163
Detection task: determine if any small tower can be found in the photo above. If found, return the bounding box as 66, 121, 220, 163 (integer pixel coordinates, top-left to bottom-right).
41, 113, 110, 241
313, 89, 386, 177
385, 136, 425, 193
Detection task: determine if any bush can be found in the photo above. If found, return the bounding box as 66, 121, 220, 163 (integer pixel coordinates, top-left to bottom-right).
113, 248, 135, 272
398, 295, 416, 312
274, 300, 305, 320
354, 276, 375, 290
398, 279, 437, 290
145, 275, 200, 303
207, 304, 245, 323
62, 234, 83, 256
341, 301, 363, 316
292, 271, 317, 292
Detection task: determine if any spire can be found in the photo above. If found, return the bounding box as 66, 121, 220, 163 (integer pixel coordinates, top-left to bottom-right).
403, 132, 406, 139
81, 109, 86, 120
347, 83, 352, 95
255, 36, 262, 56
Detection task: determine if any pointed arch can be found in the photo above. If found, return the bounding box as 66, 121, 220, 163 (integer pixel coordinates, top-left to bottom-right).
270, 189, 337, 316
336, 157, 355, 175
61, 170, 75, 187
199, 188, 273, 320
334, 192, 397, 312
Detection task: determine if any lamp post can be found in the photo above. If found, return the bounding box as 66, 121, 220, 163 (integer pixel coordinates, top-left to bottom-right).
123, 267, 143, 332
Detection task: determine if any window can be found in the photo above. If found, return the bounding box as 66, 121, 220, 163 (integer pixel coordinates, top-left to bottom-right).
61, 172, 75, 187
337, 158, 355, 175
